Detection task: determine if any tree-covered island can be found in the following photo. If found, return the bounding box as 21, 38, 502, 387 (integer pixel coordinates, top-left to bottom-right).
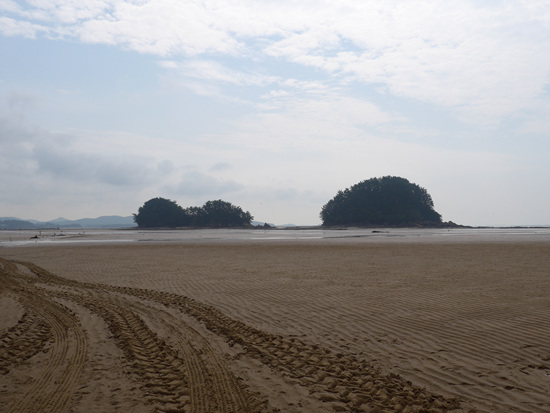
133, 198, 253, 228
320, 176, 449, 227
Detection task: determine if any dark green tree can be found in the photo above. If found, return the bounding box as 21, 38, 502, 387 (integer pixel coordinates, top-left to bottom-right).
190, 199, 253, 227
134, 198, 253, 228
320, 176, 442, 226
133, 197, 188, 228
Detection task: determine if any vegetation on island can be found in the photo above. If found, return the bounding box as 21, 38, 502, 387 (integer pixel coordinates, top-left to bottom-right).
5, 177, 453, 230
320, 176, 444, 227
133, 197, 253, 228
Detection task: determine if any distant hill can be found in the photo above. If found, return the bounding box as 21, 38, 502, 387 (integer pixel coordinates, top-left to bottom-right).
62, 216, 137, 228
0, 219, 40, 230
0, 216, 137, 229
251, 220, 276, 227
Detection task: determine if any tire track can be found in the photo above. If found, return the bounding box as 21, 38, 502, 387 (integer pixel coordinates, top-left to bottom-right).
49, 287, 195, 412
0, 258, 88, 413
7, 258, 264, 413
0, 312, 52, 375
106, 285, 470, 412
131, 300, 260, 412
3, 256, 474, 412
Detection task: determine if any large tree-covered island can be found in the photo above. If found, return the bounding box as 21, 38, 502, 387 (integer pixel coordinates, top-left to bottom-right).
133, 197, 253, 228
321, 176, 448, 227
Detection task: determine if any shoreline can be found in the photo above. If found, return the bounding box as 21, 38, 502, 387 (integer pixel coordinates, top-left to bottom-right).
2, 226, 550, 248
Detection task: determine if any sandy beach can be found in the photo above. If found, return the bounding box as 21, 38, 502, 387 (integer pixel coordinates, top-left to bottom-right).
1, 230, 549, 412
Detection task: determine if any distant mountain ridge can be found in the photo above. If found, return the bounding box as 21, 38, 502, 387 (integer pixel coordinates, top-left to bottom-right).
0, 215, 137, 229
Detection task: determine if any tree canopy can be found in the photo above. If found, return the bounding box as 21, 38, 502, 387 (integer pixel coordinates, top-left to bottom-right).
132, 197, 188, 228
133, 197, 253, 228
320, 176, 442, 226
193, 200, 253, 227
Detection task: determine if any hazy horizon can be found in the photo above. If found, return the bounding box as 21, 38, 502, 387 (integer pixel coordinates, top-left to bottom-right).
1, 1, 549, 226
2, 214, 549, 229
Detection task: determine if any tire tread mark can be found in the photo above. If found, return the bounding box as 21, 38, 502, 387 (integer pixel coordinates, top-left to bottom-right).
3, 258, 473, 412
13, 259, 266, 412
132, 300, 258, 413
0, 258, 88, 413
0, 312, 52, 375
112, 286, 470, 412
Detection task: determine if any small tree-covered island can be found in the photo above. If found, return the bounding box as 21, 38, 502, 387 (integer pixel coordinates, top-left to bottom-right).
133, 198, 253, 228
134, 176, 456, 229
321, 176, 454, 227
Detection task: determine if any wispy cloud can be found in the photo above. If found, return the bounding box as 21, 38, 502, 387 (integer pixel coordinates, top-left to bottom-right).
5, 1, 548, 122
171, 170, 243, 199
177, 60, 278, 87
0, 16, 48, 37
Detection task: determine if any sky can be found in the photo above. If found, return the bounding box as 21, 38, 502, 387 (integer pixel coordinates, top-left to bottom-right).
1, 1, 549, 226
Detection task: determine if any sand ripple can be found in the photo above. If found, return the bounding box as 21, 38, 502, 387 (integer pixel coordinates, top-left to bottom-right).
1, 241, 549, 412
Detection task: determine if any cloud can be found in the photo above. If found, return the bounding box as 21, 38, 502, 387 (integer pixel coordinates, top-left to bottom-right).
179, 60, 278, 87
158, 60, 178, 69
260, 3, 550, 123
209, 162, 232, 172
0, 91, 171, 188
171, 170, 243, 198
0, 1, 21, 14
0, 95, 184, 219
5, 1, 549, 125
32, 141, 158, 186
226, 92, 395, 153
0, 16, 47, 38
264, 27, 342, 61
159, 59, 283, 104
76, 1, 242, 56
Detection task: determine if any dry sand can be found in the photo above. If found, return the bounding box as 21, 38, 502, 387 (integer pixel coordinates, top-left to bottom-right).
1, 235, 549, 412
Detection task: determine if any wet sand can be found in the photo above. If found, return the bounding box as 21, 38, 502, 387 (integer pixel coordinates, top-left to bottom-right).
1, 233, 549, 412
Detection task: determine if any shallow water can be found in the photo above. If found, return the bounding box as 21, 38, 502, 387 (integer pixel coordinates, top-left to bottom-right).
1, 226, 550, 247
